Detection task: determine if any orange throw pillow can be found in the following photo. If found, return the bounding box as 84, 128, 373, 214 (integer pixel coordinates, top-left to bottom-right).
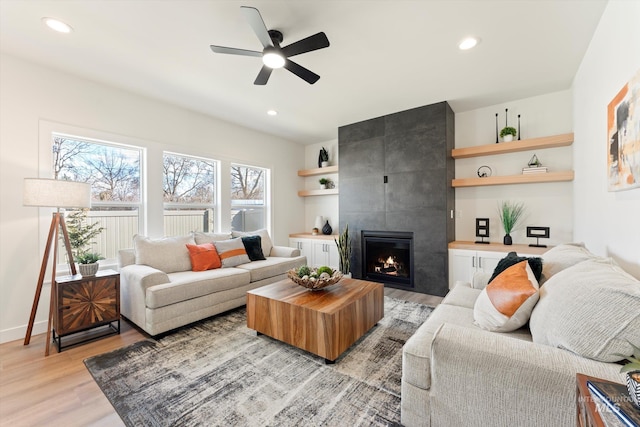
186, 243, 221, 271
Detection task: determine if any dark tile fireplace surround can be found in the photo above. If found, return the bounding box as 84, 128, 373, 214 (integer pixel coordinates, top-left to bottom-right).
338, 101, 455, 297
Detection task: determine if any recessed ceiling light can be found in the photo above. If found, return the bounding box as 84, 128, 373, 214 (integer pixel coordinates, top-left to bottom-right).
267, 110, 278, 116
42, 17, 73, 33
458, 37, 479, 50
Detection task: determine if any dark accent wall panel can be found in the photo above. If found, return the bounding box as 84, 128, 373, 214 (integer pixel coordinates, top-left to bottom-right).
338, 101, 455, 296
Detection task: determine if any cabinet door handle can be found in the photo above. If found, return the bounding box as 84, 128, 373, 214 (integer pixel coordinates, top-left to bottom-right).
472, 256, 475, 268
478, 257, 482, 268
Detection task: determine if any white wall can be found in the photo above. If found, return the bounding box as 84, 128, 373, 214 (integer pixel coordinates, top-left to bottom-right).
454, 90, 574, 245
302, 140, 340, 234
0, 54, 305, 343
572, 0, 640, 278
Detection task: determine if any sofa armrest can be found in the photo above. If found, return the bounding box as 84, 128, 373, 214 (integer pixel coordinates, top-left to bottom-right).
471, 271, 492, 289
119, 264, 170, 328
269, 245, 300, 257
429, 323, 624, 427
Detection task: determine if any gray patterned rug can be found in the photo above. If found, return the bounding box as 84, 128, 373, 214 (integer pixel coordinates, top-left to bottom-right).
84, 297, 433, 427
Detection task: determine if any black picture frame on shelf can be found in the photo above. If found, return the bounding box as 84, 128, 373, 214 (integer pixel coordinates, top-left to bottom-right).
527, 226, 550, 247
475, 218, 490, 244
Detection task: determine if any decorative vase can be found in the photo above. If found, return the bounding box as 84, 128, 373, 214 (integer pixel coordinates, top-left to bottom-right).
627, 372, 640, 408
320, 184, 326, 189
503, 234, 512, 245
79, 262, 99, 277
503, 134, 513, 142
322, 220, 332, 235
321, 161, 329, 168
314, 216, 324, 230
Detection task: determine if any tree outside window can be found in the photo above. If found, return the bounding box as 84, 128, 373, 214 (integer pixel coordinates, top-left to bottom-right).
231, 164, 268, 232
163, 153, 216, 235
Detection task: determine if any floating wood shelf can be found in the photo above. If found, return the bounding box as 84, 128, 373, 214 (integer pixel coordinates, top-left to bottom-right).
298, 165, 339, 177
298, 189, 339, 197
452, 171, 574, 187
451, 133, 574, 159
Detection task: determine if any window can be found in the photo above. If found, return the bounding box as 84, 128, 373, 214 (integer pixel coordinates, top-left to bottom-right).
230, 163, 268, 232
163, 152, 216, 235
53, 134, 142, 264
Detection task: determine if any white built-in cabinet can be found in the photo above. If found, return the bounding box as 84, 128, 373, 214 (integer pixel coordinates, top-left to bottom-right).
448, 242, 550, 289
289, 234, 339, 270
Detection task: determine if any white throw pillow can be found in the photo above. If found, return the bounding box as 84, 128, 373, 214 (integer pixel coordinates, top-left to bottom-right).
134, 234, 195, 273
530, 257, 640, 362
193, 232, 232, 245
214, 238, 251, 267
539, 243, 596, 284
473, 260, 540, 332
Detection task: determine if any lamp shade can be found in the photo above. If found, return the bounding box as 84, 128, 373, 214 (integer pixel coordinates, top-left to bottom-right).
23, 178, 91, 208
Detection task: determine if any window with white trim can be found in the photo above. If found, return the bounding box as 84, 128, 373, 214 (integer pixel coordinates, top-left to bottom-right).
163, 152, 217, 235
53, 134, 143, 264
230, 163, 268, 232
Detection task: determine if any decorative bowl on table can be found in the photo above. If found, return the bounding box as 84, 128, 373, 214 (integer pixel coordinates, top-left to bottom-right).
287, 266, 343, 291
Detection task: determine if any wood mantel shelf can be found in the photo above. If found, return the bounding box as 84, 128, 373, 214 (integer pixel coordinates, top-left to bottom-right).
451, 133, 574, 159
452, 170, 574, 187
298, 165, 339, 176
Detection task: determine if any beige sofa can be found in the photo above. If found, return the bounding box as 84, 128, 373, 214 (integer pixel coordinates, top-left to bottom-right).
118, 230, 306, 336
401, 244, 640, 427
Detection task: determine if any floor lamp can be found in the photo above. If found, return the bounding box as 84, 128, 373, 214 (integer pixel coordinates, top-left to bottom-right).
23, 178, 91, 356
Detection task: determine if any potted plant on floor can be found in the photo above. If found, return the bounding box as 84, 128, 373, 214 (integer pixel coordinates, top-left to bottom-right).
619, 344, 640, 408
335, 224, 352, 276
500, 126, 517, 142
498, 201, 525, 245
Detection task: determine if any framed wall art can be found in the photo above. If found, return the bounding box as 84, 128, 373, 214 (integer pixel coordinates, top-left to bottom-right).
607, 68, 640, 192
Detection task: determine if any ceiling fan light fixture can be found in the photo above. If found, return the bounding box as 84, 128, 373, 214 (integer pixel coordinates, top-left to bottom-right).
267, 109, 278, 116
42, 17, 73, 33
262, 50, 285, 69
458, 37, 479, 50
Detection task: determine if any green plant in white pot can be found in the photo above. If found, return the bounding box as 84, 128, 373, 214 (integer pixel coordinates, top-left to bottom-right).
500, 126, 517, 142
76, 252, 104, 277
619, 344, 640, 408
498, 201, 525, 245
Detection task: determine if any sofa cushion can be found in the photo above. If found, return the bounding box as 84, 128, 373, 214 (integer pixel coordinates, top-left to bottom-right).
186, 243, 221, 271
193, 232, 233, 245
236, 255, 307, 282
134, 234, 195, 273
232, 229, 273, 257
530, 257, 640, 362
540, 243, 595, 283
241, 235, 266, 261
214, 238, 251, 267
488, 251, 543, 283
441, 283, 482, 309
146, 268, 250, 309
474, 261, 540, 332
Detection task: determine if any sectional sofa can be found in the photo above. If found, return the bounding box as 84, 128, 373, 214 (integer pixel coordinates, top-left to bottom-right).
401, 244, 640, 427
118, 229, 306, 336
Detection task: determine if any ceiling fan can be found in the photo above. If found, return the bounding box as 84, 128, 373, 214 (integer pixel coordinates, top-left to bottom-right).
210, 6, 330, 85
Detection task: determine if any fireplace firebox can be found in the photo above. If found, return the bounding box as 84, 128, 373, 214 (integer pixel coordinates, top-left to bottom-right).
362, 230, 414, 289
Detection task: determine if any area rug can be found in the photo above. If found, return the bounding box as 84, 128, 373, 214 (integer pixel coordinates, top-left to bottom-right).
84, 297, 433, 426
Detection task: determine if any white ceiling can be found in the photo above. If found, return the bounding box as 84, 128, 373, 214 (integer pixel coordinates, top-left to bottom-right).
0, 0, 607, 144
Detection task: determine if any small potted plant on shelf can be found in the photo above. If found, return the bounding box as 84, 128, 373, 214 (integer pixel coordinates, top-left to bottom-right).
498, 200, 525, 245
76, 252, 104, 277
500, 126, 517, 142
319, 178, 330, 189
619, 344, 640, 408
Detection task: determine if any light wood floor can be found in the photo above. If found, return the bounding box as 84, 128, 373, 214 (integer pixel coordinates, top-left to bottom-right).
0, 288, 441, 426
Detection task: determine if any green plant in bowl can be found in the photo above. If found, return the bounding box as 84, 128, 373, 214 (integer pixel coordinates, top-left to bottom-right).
500, 126, 517, 138
76, 252, 104, 264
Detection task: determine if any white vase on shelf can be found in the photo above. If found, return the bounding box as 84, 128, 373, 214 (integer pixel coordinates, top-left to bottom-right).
314, 216, 324, 230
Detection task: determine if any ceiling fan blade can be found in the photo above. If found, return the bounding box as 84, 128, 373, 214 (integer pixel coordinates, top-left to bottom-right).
210, 45, 262, 57
241, 6, 273, 49
284, 59, 320, 84
254, 66, 273, 85
281, 32, 330, 58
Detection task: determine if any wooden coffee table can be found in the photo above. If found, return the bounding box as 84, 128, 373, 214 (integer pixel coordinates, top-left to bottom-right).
246, 277, 384, 363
